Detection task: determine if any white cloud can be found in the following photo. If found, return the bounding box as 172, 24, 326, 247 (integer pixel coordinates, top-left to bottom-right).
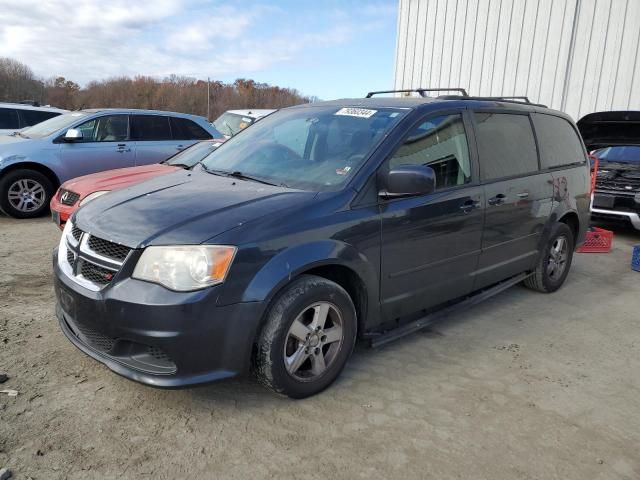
0, 0, 392, 85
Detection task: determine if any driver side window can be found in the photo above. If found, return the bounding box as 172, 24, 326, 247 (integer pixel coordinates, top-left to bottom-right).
388, 113, 471, 189
75, 115, 129, 142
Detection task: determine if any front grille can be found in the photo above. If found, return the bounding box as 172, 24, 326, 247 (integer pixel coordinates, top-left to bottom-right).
60, 189, 80, 206
87, 236, 131, 262
80, 261, 115, 286
63, 224, 132, 290
596, 171, 640, 192
66, 249, 76, 268
71, 225, 83, 242
146, 346, 173, 363
73, 321, 117, 353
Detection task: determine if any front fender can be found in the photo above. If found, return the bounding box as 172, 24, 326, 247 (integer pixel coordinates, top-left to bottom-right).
239, 240, 380, 326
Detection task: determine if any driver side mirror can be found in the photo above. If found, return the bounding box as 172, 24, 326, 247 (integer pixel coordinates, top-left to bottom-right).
379, 164, 436, 199
64, 128, 83, 142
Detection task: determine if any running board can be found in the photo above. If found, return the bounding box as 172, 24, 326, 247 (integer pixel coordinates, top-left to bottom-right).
369, 272, 532, 348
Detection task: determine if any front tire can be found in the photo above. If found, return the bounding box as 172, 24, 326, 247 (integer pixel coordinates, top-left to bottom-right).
254, 275, 357, 399
0, 169, 54, 219
524, 222, 575, 293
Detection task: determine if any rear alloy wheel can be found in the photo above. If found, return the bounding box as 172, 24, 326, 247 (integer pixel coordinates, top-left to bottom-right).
254, 275, 357, 398
524, 222, 575, 293
0, 169, 54, 219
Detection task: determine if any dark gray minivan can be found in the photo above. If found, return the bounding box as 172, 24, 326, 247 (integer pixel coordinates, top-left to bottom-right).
54, 91, 590, 398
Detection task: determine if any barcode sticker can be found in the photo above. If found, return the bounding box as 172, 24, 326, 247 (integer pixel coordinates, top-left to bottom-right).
335, 107, 377, 119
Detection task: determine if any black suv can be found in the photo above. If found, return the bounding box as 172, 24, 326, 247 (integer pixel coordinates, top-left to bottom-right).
53, 91, 590, 398
578, 111, 640, 230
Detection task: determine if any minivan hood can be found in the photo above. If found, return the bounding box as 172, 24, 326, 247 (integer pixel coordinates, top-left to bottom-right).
577, 111, 640, 150
0, 133, 30, 147
74, 168, 317, 248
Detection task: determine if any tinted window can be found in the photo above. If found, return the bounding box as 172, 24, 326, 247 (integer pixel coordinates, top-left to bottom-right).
170, 117, 212, 140
389, 114, 471, 189
131, 115, 171, 141
0, 108, 19, 129
532, 114, 586, 168
20, 110, 60, 127
75, 115, 129, 142
474, 113, 538, 181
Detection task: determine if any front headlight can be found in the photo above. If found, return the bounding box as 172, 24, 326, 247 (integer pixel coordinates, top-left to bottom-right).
80, 190, 109, 206
132, 245, 237, 291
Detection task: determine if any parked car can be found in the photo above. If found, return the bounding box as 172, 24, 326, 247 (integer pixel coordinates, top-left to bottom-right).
53, 92, 590, 398
578, 111, 640, 230
213, 109, 275, 137
0, 109, 222, 218
50, 140, 224, 228
0, 102, 67, 135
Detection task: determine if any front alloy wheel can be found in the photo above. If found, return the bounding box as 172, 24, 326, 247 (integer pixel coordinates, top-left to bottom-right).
254, 275, 357, 398
0, 169, 54, 218
284, 302, 344, 381
7, 178, 47, 214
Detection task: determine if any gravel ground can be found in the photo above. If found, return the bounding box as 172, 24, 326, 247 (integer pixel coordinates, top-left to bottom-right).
1, 215, 639, 479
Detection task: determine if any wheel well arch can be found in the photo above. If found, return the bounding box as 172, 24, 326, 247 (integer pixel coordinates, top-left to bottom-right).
0, 162, 61, 190
558, 211, 579, 242
256, 263, 369, 340
302, 264, 368, 337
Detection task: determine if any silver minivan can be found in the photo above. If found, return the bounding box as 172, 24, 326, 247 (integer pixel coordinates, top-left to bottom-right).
0, 109, 222, 218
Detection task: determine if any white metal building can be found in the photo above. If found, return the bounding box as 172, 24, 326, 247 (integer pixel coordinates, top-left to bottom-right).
394, 0, 640, 120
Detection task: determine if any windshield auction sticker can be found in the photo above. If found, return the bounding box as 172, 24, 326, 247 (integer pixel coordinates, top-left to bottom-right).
335, 107, 377, 118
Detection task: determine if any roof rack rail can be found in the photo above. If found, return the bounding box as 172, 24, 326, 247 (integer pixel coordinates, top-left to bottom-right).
366, 88, 469, 98
437, 95, 547, 108
479, 96, 532, 103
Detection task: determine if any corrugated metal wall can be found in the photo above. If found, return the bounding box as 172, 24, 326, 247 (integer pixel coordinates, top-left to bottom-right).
394, 0, 640, 120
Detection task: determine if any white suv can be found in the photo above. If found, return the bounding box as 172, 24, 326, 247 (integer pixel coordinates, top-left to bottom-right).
0, 103, 68, 135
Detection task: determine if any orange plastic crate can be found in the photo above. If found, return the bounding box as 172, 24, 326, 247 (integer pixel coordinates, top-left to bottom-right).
576, 227, 613, 253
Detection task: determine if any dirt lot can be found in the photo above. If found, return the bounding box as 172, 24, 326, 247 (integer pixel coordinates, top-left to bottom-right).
1, 215, 639, 479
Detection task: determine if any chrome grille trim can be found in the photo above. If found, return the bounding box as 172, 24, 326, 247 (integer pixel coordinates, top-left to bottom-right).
60, 223, 130, 291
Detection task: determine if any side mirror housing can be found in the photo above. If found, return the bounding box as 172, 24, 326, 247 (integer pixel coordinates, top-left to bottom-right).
379, 164, 436, 198
64, 128, 83, 142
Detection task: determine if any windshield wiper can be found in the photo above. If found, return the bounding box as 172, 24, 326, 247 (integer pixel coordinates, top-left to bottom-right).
168, 162, 192, 169
222, 120, 235, 137
201, 165, 286, 187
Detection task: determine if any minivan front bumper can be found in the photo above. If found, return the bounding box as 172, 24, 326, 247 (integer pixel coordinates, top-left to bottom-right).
53, 248, 264, 388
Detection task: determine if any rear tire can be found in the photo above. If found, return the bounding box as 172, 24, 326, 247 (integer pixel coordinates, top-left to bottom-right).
0, 169, 54, 219
524, 222, 574, 293
254, 275, 357, 399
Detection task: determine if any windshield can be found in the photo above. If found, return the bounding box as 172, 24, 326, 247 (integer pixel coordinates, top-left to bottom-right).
595, 146, 640, 164
20, 111, 88, 138
201, 106, 406, 191
163, 141, 223, 167
213, 112, 255, 137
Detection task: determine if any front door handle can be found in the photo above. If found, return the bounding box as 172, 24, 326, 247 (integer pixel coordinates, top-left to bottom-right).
516, 192, 529, 199
488, 193, 506, 206
460, 199, 481, 213
116, 143, 131, 153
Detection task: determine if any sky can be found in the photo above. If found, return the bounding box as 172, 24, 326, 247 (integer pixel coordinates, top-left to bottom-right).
0, 0, 398, 100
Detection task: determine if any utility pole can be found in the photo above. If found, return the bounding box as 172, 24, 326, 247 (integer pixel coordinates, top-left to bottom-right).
207, 77, 210, 121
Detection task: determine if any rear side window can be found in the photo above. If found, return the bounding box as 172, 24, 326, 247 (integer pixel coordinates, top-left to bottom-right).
532, 113, 586, 168
130, 115, 172, 141
20, 110, 60, 127
389, 113, 471, 189
0, 108, 19, 129
474, 113, 538, 181
170, 117, 212, 140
